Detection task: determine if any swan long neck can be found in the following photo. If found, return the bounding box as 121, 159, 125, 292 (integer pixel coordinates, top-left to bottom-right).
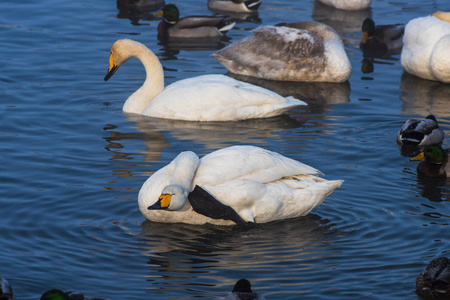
170, 151, 200, 191
123, 42, 165, 114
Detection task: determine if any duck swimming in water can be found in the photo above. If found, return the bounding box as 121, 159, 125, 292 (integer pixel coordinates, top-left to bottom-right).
154, 4, 235, 38
397, 115, 444, 146
359, 18, 404, 52
416, 257, 450, 298
410, 144, 450, 178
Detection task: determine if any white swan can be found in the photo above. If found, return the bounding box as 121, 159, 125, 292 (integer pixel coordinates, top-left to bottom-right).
138, 145, 343, 226
211, 22, 351, 82
104, 39, 305, 121
316, 0, 371, 10
401, 12, 450, 83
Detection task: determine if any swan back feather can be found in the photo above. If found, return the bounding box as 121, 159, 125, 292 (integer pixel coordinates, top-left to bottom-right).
211, 22, 351, 82
401, 14, 450, 82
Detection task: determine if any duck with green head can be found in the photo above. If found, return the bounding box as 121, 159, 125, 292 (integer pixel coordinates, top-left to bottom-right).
40, 289, 106, 300
360, 18, 404, 52
410, 144, 450, 177
154, 4, 235, 38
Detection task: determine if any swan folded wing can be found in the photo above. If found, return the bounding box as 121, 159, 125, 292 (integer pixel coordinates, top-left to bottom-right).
143, 75, 306, 121
212, 25, 325, 71
194, 146, 320, 186
203, 175, 342, 223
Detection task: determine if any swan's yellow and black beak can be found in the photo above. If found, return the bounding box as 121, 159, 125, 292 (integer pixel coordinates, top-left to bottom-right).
104, 53, 118, 81
410, 152, 425, 161
148, 194, 172, 210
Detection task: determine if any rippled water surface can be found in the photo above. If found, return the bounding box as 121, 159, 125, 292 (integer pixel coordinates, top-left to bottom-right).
2, 0, 450, 299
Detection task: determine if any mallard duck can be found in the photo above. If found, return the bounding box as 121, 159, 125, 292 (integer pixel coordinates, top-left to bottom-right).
315, 0, 371, 10
410, 145, 450, 178
360, 18, 404, 51
138, 145, 343, 227
401, 12, 450, 83
154, 4, 235, 38
225, 279, 266, 300
207, 0, 262, 13
104, 39, 306, 121
40, 289, 106, 300
397, 115, 444, 146
416, 257, 450, 298
211, 22, 351, 82
0, 277, 15, 300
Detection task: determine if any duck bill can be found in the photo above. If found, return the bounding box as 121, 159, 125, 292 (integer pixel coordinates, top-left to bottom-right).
148, 194, 171, 210
154, 10, 164, 17
410, 152, 425, 161
361, 31, 368, 43
104, 54, 118, 81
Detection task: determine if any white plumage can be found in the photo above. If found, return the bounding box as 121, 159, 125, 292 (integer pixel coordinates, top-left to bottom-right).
138, 146, 343, 226
104, 39, 305, 121
401, 12, 450, 83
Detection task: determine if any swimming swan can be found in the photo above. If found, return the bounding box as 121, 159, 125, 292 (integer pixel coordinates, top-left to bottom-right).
211, 22, 351, 82
401, 12, 450, 83
104, 39, 306, 121
138, 145, 343, 226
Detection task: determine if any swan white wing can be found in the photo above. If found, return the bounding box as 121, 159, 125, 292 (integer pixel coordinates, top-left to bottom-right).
401, 16, 450, 81
194, 145, 321, 186
142, 75, 305, 121
203, 175, 343, 223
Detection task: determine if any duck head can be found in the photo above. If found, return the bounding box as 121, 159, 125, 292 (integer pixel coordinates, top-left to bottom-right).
361, 18, 375, 43
154, 4, 180, 24
411, 145, 446, 164
40, 289, 69, 300
148, 184, 189, 211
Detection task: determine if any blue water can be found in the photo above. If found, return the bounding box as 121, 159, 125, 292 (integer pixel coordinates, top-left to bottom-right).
1, 0, 450, 299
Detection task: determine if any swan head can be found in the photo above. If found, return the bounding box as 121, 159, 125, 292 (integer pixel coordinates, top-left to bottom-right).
104, 39, 141, 81
154, 4, 180, 24
148, 184, 189, 211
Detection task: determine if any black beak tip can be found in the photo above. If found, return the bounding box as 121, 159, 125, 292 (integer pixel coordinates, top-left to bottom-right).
104, 65, 118, 81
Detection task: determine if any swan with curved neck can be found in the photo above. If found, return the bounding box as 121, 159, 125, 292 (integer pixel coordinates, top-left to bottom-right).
104, 39, 305, 121
138, 145, 343, 226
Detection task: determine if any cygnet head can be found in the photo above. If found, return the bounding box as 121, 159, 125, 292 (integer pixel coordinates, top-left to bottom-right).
148, 184, 189, 211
